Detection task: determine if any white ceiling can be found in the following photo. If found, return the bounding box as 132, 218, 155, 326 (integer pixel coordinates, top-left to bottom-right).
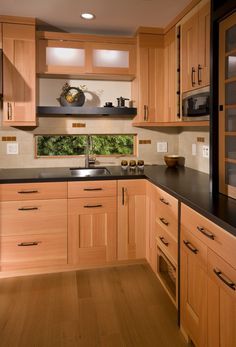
1, 0, 192, 36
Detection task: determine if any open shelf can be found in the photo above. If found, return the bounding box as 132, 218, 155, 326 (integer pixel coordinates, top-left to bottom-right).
132, 121, 210, 127
37, 106, 137, 116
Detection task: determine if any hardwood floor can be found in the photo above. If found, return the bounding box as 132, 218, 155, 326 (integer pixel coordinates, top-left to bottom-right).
0, 264, 187, 347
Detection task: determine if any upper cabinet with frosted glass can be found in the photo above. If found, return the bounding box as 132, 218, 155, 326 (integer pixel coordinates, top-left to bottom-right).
219, 11, 236, 199
37, 32, 136, 80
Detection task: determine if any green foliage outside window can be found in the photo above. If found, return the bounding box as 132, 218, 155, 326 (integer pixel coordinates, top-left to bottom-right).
36, 134, 135, 157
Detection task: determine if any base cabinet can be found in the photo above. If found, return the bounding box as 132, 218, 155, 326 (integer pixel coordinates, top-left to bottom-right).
181, 203, 236, 347
207, 249, 236, 347
68, 197, 117, 267
181, 228, 207, 347
117, 180, 146, 260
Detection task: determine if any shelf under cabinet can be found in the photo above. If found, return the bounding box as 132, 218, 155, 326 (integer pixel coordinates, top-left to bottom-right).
132, 121, 210, 127
37, 106, 137, 116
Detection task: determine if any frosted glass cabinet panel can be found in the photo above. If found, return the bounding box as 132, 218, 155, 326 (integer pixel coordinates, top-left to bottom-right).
93, 50, 129, 68
37, 39, 86, 74
219, 12, 236, 199
89, 43, 136, 76
46, 47, 85, 67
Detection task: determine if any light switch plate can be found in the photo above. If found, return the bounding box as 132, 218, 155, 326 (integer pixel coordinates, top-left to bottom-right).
7, 143, 19, 155
202, 145, 209, 158
157, 142, 168, 153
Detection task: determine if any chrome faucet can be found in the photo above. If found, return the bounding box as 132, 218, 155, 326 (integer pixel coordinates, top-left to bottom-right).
85, 135, 96, 168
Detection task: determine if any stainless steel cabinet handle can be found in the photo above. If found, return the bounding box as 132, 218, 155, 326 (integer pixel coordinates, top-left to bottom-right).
18, 190, 38, 194
18, 241, 40, 247
84, 204, 102, 208
18, 207, 39, 211
183, 240, 198, 254
159, 217, 169, 226
83, 188, 103, 191
160, 197, 169, 205
213, 268, 236, 291
7, 102, 12, 120
198, 64, 202, 84
191, 67, 196, 87
159, 236, 169, 247
197, 226, 215, 240
144, 105, 149, 121
122, 187, 125, 205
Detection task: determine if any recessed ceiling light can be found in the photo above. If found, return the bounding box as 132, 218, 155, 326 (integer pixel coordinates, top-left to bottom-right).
81, 13, 95, 20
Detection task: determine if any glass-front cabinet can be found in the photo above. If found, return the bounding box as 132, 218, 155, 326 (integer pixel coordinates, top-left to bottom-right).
219, 11, 236, 199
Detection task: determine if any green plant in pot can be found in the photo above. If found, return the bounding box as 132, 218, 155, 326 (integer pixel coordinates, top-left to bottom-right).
57, 82, 86, 106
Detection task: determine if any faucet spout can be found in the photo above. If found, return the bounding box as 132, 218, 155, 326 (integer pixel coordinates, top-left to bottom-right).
85, 135, 96, 168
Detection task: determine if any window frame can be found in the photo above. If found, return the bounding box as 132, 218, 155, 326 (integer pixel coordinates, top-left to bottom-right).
34, 133, 137, 158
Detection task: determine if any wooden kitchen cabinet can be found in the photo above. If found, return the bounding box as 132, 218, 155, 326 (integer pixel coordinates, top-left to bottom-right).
68, 180, 117, 267
117, 179, 146, 260
163, 27, 179, 122
132, 31, 164, 123
146, 181, 158, 272
180, 226, 208, 347
37, 31, 136, 80
2, 21, 36, 126
0, 182, 68, 272
181, 1, 210, 92
207, 249, 236, 347
181, 203, 236, 346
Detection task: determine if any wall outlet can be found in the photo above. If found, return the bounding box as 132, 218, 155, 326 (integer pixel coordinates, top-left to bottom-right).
157, 142, 168, 153
7, 143, 19, 155
192, 143, 197, 156
202, 145, 209, 158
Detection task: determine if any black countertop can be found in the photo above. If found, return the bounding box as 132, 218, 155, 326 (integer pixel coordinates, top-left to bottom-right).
0, 165, 235, 237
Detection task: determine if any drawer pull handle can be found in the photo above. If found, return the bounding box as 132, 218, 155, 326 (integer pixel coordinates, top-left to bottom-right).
159, 217, 169, 226
160, 197, 169, 205
18, 190, 38, 194
197, 226, 215, 240
183, 240, 198, 254
159, 236, 169, 246
18, 241, 40, 247
84, 204, 103, 208
213, 268, 236, 291
18, 207, 39, 211
83, 188, 103, 191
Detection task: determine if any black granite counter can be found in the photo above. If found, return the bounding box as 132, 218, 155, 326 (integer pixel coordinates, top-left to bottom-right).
0, 165, 235, 236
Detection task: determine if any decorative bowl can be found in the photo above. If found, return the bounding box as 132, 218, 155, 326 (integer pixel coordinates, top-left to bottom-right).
57, 85, 85, 107
164, 155, 180, 168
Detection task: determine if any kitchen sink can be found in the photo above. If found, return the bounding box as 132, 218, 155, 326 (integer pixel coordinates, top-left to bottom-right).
70, 167, 111, 177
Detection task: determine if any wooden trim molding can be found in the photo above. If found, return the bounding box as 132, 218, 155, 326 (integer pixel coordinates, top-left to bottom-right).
0, 15, 36, 25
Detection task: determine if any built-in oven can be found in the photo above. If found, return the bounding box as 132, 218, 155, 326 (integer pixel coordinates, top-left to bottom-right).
182, 86, 210, 121
156, 246, 177, 302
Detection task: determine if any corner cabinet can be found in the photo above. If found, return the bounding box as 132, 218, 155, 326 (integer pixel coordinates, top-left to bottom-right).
117, 180, 146, 260
37, 32, 136, 80
132, 32, 164, 123
181, 1, 210, 92
2, 22, 36, 126
219, 11, 236, 199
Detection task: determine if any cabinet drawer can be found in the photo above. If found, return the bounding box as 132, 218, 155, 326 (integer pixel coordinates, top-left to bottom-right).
181, 227, 207, 270
0, 199, 67, 236
0, 182, 67, 201
68, 180, 116, 198
156, 225, 177, 264
208, 248, 236, 295
68, 196, 116, 215
0, 232, 67, 270
156, 187, 178, 240
181, 203, 236, 269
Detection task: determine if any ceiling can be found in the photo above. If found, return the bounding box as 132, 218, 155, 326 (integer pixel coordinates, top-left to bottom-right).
1, 0, 192, 36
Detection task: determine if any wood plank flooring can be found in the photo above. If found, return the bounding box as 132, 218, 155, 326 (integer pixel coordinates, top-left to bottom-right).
0, 264, 187, 347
